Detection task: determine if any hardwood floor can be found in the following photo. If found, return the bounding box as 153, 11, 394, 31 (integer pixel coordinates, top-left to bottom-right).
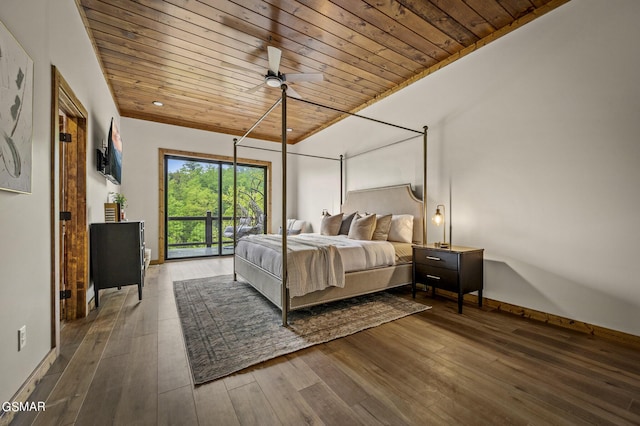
11, 257, 640, 425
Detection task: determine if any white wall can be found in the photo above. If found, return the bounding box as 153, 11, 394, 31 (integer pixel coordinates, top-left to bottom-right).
49, 0, 122, 308
120, 118, 283, 260
0, 0, 118, 404
292, 0, 640, 336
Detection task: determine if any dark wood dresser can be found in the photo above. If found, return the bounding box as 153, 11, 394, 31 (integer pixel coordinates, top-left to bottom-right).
412, 245, 484, 313
90, 221, 145, 307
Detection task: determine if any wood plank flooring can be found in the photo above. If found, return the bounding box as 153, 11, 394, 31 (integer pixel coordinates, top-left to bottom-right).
11, 257, 640, 425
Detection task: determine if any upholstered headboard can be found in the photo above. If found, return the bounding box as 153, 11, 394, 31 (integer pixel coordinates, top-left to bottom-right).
341, 184, 424, 244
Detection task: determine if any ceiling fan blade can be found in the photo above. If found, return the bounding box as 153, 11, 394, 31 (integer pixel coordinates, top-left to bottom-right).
285, 85, 302, 99
245, 83, 264, 94
284, 72, 324, 83
267, 46, 282, 74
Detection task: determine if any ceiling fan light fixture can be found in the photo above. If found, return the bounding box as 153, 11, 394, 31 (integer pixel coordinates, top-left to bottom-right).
227, 46, 322, 99
265, 75, 281, 87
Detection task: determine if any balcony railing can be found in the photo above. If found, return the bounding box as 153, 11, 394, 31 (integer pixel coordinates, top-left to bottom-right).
166, 211, 263, 258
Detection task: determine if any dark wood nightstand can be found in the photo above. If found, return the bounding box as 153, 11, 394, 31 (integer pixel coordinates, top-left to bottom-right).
412, 245, 484, 313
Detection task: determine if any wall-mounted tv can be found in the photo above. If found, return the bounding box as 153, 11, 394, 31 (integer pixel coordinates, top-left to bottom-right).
96, 118, 122, 185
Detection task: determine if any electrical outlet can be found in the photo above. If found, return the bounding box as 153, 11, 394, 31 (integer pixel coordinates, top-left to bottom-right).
18, 325, 26, 351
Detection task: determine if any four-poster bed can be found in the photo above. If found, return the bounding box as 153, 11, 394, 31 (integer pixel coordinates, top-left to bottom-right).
233, 84, 428, 325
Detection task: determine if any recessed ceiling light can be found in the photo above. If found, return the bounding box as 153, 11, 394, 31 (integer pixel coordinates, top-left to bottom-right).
152, 101, 164, 106
286, 128, 293, 132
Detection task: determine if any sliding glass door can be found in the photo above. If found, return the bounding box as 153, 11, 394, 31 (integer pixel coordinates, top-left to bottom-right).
164, 155, 267, 260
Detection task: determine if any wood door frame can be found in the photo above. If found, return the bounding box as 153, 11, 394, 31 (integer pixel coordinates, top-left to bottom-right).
50, 66, 89, 348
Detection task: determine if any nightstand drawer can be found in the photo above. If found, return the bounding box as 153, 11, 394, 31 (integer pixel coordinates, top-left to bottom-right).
413, 248, 458, 270
415, 264, 458, 290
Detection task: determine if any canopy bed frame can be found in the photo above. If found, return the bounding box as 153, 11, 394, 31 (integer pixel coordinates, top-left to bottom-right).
232, 84, 428, 325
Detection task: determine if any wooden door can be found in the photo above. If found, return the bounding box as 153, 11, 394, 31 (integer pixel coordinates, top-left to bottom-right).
59, 112, 69, 320
54, 68, 88, 322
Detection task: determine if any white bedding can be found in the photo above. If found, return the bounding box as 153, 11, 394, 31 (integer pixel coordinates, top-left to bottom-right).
323, 234, 396, 272
235, 233, 396, 297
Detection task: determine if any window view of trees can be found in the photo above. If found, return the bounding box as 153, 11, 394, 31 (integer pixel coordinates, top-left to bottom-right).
165, 157, 266, 258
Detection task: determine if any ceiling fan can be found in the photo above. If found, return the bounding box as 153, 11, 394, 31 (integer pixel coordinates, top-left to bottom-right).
222, 46, 323, 99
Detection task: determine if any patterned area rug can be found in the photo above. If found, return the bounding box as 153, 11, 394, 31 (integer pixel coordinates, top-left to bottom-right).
174, 275, 430, 385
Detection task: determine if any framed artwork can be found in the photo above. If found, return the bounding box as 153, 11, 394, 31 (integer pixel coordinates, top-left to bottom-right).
0, 19, 33, 194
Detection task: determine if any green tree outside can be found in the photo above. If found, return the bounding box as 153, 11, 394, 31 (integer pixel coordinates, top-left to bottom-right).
166, 158, 266, 254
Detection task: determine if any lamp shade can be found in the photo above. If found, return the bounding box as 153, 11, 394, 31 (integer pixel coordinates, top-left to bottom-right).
431, 204, 447, 247
432, 207, 443, 226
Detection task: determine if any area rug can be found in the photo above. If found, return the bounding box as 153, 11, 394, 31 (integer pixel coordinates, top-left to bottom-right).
174, 275, 430, 385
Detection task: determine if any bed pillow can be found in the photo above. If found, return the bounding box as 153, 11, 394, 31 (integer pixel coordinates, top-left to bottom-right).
339, 212, 356, 235
372, 214, 392, 241
388, 214, 414, 243
278, 219, 306, 235
278, 227, 302, 235
348, 213, 377, 240
320, 213, 343, 236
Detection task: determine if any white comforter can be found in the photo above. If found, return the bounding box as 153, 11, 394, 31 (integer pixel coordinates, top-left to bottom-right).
235, 234, 396, 297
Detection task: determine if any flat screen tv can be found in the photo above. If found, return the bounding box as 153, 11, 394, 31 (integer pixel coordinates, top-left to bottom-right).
96, 118, 122, 185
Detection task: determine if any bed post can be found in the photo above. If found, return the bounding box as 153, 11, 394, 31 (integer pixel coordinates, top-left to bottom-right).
281, 84, 289, 326
340, 154, 344, 205
423, 126, 428, 245
233, 138, 238, 281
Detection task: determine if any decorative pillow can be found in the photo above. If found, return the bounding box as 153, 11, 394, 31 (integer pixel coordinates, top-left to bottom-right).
388, 214, 414, 243
320, 213, 343, 236
372, 214, 392, 241
278, 227, 302, 235
339, 212, 356, 235
278, 219, 306, 235
348, 213, 377, 240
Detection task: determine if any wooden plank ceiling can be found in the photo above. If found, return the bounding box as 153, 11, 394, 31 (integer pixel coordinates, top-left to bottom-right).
77, 0, 568, 144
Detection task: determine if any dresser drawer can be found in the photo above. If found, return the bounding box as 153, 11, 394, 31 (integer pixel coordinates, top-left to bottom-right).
413, 248, 458, 270
415, 264, 458, 291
